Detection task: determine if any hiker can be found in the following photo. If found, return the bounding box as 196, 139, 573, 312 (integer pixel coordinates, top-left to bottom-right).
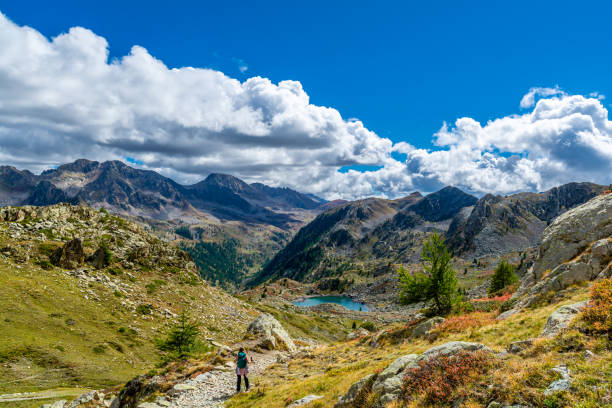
235, 347, 251, 392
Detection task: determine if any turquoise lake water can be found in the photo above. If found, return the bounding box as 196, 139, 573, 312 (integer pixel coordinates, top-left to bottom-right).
292, 296, 368, 311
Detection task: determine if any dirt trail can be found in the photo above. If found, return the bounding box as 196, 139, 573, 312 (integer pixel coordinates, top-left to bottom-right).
169, 349, 279, 408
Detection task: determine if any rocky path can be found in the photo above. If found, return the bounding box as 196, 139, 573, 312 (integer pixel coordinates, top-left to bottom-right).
169, 350, 279, 408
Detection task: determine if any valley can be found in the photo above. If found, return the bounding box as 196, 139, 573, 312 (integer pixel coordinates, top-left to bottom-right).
0, 161, 610, 408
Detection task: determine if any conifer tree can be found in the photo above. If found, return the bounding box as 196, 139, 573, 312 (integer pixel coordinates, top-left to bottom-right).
398, 232, 458, 315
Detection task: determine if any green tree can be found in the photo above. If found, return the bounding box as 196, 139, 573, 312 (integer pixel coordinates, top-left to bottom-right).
156, 312, 200, 359
398, 233, 458, 315
489, 259, 518, 294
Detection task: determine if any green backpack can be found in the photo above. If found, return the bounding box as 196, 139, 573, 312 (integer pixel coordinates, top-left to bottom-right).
237, 351, 247, 368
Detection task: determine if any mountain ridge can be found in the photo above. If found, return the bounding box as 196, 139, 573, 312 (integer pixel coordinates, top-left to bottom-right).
253, 181, 607, 286
253, 186, 479, 285
445, 182, 607, 257
0, 159, 327, 229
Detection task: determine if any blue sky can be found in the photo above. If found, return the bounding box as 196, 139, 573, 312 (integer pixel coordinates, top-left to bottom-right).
4, 0, 611, 148
0, 1, 611, 198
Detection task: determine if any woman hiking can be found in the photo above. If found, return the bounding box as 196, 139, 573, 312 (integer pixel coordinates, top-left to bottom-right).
235, 347, 251, 392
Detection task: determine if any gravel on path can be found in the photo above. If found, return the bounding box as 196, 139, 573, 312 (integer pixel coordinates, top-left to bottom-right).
169, 351, 279, 408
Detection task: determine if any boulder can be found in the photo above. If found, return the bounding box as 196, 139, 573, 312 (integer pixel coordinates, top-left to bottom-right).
110, 376, 163, 408
541, 301, 588, 338
371, 354, 418, 401
418, 341, 492, 360
337, 342, 493, 407
246, 313, 296, 352
67, 391, 95, 408
51, 238, 85, 269
88, 245, 110, 269
334, 374, 376, 408
411, 317, 445, 338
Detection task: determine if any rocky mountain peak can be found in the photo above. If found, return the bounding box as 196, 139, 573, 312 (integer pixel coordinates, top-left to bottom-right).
408, 186, 477, 222
203, 173, 252, 191
446, 182, 607, 257
0, 165, 36, 190
47, 158, 100, 175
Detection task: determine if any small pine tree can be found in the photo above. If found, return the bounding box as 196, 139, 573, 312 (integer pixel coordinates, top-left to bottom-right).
489, 259, 518, 294
398, 233, 459, 315
156, 312, 200, 359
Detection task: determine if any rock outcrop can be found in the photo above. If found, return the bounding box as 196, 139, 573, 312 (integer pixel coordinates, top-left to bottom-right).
50, 238, 85, 269
110, 375, 164, 408
336, 341, 493, 407
88, 245, 110, 269
246, 313, 296, 352
371, 354, 419, 405
541, 301, 588, 338
508, 193, 612, 311
411, 316, 445, 338
531, 193, 612, 280
334, 374, 376, 408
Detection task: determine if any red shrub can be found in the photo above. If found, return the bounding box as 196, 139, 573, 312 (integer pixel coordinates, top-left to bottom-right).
582, 276, 612, 337
434, 312, 495, 334
402, 350, 493, 405
472, 293, 513, 303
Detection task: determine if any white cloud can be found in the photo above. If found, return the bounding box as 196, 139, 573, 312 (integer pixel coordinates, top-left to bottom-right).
400, 94, 612, 195
519, 86, 565, 109
0, 12, 610, 201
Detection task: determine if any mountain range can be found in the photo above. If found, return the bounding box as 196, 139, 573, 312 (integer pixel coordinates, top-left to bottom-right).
0, 159, 326, 228
254, 182, 607, 285
2, 159, 609, 290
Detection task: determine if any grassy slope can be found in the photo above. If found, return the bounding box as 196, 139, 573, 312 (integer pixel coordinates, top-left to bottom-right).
0, 205, 256, 399
227, 287, 610, 408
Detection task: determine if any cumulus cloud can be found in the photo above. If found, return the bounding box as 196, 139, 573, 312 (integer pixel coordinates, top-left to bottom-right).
0, 12, 610, 200
400, 94, 612, 195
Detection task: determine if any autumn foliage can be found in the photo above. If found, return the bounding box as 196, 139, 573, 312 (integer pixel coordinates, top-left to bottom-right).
472, 293, 513, 303
401, 350, 493, 405
434, 312, 496, 334
581, 276, 612, 338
